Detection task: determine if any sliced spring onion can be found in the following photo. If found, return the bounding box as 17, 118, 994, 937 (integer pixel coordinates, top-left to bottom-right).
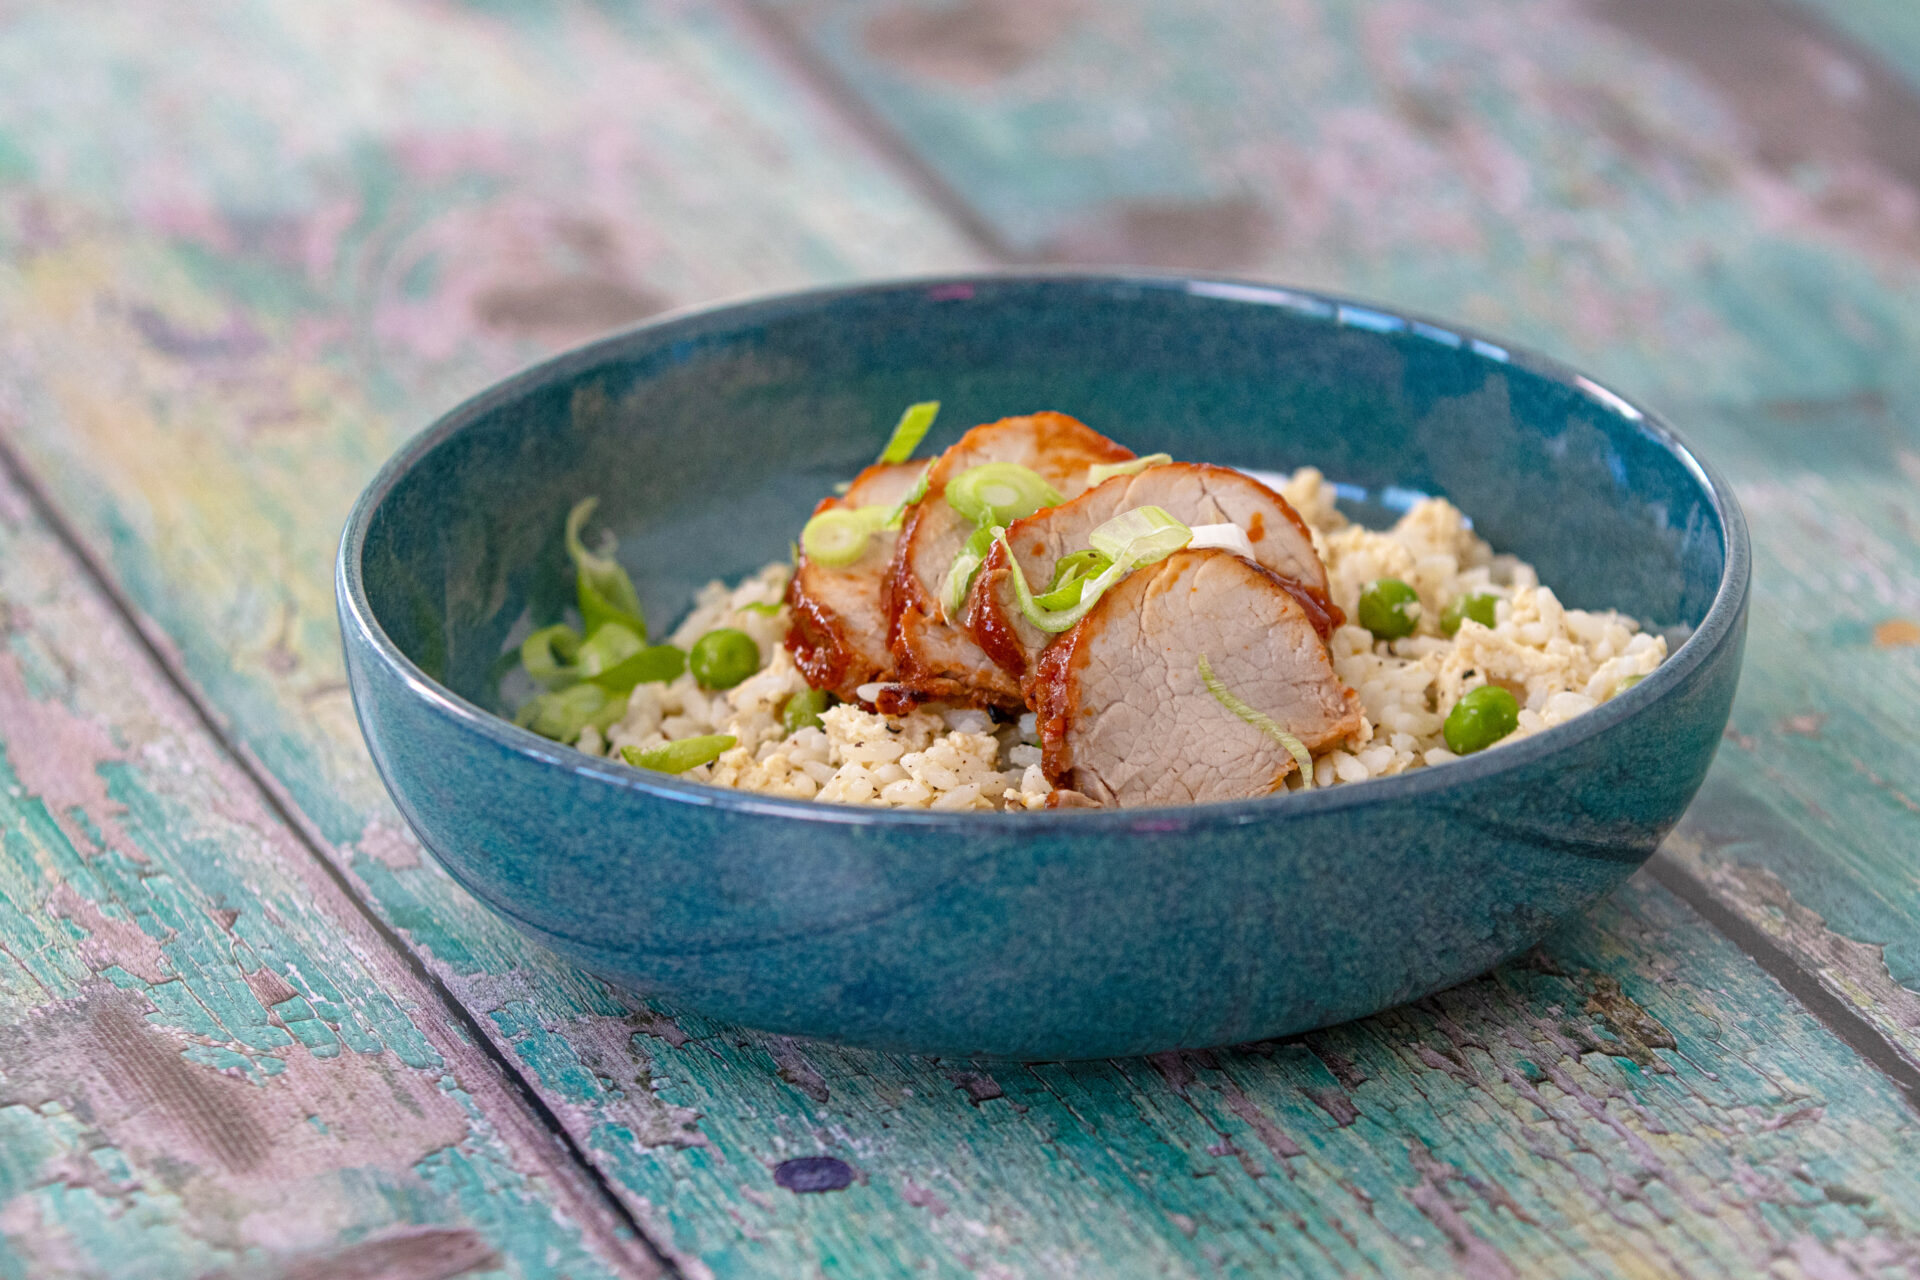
521, 624, 584, 691
998, 509, 1194, 635
1197, 653, 1313, 787
739, 600, 784, 616
881, 462, 933, 530
591, 643, 685, 693
1086, 453, 1172, 487
941, 523, 995, 617
514, 682, 622, 743
622, 734, 737, 774
801, 504, 889, 567
1089, 505, 1192, 564
945, 463, 1063, 527
576, 620, 644, 677
1188, 522, 1257, 560
565, 497, 647, 639
998, 528, 1122, 633
877, 401, 940, 464
1033, 549, 1113, 611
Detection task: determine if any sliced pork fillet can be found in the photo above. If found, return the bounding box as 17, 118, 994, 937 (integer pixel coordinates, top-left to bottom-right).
1032, 549, 1361, 807
886, 412, 1132, 707
786, 460, 924, 703
966, 462, 1337, 686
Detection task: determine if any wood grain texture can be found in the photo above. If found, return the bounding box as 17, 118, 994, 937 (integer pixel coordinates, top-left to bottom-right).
4, 0, 1920, 1276
0, 473, 653, 1277
756, 0, 1920, 1064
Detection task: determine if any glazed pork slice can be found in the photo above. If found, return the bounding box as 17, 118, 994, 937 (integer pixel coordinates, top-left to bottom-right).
966, 462, 1337, 685
786, 460, 925, 703
1033, 549, 1361, 808
886, 412, 1133, 707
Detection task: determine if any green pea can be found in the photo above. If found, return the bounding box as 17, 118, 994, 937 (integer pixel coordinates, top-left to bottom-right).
783, 687, 832, 734
1440, 592, 1499, 636
1444, 684, 1521, 755
689, 628, 761, 689
1358, 578, 1421, 640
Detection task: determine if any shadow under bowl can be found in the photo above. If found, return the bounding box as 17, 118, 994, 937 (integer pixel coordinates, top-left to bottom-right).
337, 274, 1749, 1060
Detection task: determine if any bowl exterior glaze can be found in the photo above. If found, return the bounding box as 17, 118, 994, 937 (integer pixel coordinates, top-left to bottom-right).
338, 274, 1749, 1061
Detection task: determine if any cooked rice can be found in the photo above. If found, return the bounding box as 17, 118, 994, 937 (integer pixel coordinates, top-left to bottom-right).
583, 469, 1666, 808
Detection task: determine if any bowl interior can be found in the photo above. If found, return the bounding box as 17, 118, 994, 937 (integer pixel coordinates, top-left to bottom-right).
357, 277, 1728, 716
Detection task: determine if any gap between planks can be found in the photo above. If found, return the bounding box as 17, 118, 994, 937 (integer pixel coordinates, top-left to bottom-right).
0, 432, 691, 1280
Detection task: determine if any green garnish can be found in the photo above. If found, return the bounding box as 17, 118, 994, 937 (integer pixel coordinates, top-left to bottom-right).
1197, 653, 1314, 787
576, 620, 644, 676
514, 683, 625, 743
591, 643, 685, 693
521, 624, 584, 691
801, 505, 889, 568
1358, 578, 1421, 640
1614, 673, 1645, 696
782, 687, 831, 733
516, 497, 678, 743
1440, 592, 1498, 636
1443, 684, 1520, 754
1000, 506, 1193, 634
740, 600, 784, 616
877, 401, 940, 464
945, 463, 1063, 527
565, 497, 647, 639
1087, 505, 1191, 564
689, 628, 761, 690
622, 735, 737, 774
1034, 549, 1113, 610
941, 523, 996, 617
1086, 453, 1172, 487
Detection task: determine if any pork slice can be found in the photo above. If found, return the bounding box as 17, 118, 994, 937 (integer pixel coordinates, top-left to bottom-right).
786, 460, 925, 703
886, 411, 1133, 707
966, 462, 1337, 685
1033, 549, 1362, 808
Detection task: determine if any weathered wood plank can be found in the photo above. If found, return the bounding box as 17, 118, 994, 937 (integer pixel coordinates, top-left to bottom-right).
0, 470, 654, 1276
6, 1, 1920, 1277
756, 0, 1920, 1066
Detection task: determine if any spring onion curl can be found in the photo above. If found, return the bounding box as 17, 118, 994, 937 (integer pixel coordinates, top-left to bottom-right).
565, 497, 647, 638
800, 504, 891, 567
1086, 453, 1172, 488
999, 505, 1194, 634
941, 524, 996, 617
1087, 505, 1192, 563
515, 497, 687, 744
591, 642, 685, 691
1197, 653, 1314, 788
521, 624, 584, 691
877, 401, 940, 464
1034, 548, 1112, 610
515, 682, 627, 742
945, 463, 1063, 527
622, 735, 737, 774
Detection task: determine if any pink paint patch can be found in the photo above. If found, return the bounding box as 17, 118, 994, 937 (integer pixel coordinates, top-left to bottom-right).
0, 651, 140, 862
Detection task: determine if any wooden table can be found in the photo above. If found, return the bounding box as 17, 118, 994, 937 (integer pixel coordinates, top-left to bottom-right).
2, 1, 1917, 1275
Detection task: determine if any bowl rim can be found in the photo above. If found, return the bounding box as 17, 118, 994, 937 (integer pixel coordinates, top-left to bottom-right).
336, 269, 1751, 833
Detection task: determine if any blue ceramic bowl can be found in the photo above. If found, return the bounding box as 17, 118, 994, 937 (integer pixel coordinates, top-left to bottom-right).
337, 274, 1748, 1061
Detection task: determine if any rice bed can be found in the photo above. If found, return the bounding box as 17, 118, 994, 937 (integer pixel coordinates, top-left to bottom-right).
577, 469, 1667, 809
